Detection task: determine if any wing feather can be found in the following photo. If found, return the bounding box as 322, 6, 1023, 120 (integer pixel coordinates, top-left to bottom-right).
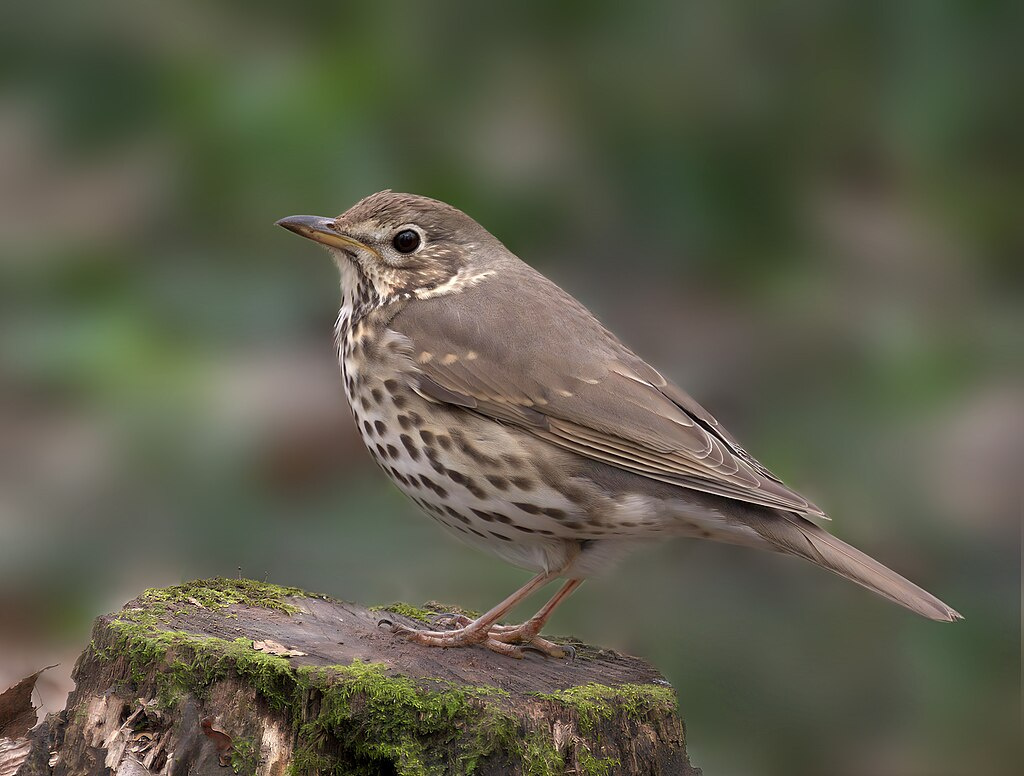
392, 268, 825, 518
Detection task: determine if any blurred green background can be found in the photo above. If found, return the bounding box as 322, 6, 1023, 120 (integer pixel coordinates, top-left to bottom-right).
1, 1, 1020, 774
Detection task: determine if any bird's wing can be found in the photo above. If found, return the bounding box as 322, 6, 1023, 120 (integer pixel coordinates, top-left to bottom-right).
390, 269, 824, 517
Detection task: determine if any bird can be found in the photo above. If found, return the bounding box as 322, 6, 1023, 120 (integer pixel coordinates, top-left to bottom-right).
276, 191, 961, 658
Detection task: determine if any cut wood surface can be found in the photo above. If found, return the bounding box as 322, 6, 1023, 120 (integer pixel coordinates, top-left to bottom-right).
15, 578, 699, 775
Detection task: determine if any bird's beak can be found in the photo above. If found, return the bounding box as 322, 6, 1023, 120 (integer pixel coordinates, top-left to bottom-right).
275, 215, 368, 252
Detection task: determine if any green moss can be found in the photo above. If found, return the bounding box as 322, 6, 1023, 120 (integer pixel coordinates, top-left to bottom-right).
534, 682, 677, 734
90, 581, 678, 775
368, 602, 442, 623
293, 661, 520, 775
141, 577, 314, 614
518, 730, 564, 776
104, 615, 297, 710
576, 746, 619, 776
421, 601, 481, 620
368, 601, 482, 624
97, 613, 519, 774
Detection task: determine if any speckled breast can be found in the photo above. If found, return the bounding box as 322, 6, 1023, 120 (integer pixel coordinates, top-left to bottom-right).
337, 314, 615, 572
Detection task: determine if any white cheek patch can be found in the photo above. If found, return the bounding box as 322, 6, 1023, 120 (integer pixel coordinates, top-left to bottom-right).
413, 268, 495, 300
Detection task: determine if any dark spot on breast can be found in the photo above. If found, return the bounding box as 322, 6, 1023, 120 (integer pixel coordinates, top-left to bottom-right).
451, 429, 499, 466
562, 520, 584, 530
406, 475, 419, 488
392, 394, 408, 409
466, 482, 488, 499
362, 420, 373, 436
511, 477, 535, 491
392, 470, 409, 486
444, 507, 470, 524
399, 434, 420, 461
370, 388, 383, 404
489, 532, 513, 542
485, 475, 509, 490
386, 444, 399, 458
419, 476, 448, 499
537, 529, 555, 536
512, 524, 537, 534
374, 420, 387, 436
448, 470, 468, 485
542, 508, 567, 519
437, 434, 453, 451
397, 415, 412, 431
513, 502, 541, 515
375, 444, 388, 459
419, 430, 435, 445
384, 379, 399, 392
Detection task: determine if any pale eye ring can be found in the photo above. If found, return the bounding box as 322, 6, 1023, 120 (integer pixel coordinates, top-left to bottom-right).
392, 229, 421, 254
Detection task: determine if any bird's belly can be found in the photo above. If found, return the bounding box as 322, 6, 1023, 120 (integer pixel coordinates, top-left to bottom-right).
342, 342, 763, 573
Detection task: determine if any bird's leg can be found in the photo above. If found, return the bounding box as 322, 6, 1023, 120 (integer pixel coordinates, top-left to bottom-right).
490, 578, 583, 657
381, 571, 557, 652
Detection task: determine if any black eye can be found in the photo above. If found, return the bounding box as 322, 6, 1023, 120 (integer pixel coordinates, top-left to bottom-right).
392, 229, 421, 254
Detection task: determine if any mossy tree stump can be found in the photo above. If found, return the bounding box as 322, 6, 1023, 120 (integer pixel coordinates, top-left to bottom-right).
22, 579, 699, 775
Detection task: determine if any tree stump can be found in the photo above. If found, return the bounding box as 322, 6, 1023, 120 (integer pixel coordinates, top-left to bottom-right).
19, 579, 699, 775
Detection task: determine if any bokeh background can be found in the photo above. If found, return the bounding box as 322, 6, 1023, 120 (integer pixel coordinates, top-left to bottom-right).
1, 2, 1020, 774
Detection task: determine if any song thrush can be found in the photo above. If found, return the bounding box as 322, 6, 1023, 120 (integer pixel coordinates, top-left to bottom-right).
277, 191, 961, 657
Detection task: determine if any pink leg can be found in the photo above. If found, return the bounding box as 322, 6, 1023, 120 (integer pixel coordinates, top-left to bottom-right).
491, 578, 584, 647
383, 570, 557, 651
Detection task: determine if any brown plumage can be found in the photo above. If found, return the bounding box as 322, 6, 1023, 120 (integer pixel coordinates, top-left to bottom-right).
277, 191, 961, 657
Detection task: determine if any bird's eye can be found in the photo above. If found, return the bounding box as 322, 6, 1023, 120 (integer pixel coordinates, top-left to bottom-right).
392, 229, 421, 254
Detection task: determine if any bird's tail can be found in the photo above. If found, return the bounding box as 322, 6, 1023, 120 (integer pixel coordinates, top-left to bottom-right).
744, 509, 962, 622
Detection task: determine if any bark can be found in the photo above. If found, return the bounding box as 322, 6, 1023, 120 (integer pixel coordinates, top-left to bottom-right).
17, 579, 699, 775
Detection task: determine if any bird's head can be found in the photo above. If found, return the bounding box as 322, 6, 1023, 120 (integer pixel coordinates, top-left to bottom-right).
277, 190, 500, 303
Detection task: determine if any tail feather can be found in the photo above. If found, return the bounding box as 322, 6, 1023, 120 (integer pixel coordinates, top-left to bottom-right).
745, 510, 962, 622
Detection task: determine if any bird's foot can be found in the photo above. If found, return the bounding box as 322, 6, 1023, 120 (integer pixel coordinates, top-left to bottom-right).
378, 617, 572, 659
428, 612, 473, 630
489, 622, 575, 659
